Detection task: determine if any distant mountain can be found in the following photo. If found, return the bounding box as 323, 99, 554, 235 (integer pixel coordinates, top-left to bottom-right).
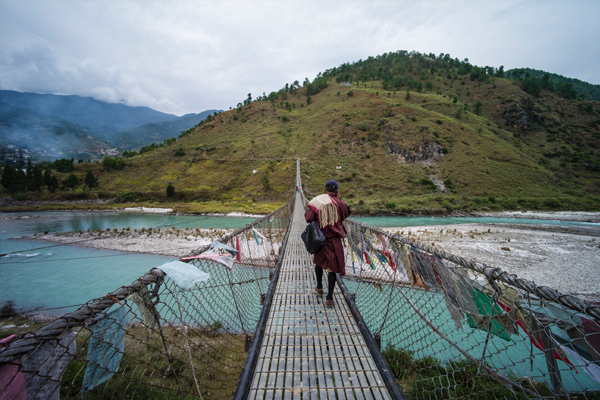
506, 68, 600, 101
0, 90, 179, 143
0, 101, 111, 161
0, 90, 221, 159
116, 110, 221, 150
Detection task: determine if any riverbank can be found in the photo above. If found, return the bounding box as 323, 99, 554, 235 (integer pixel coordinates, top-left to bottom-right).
0, 197, 283, 215
3, 195, 600, 220
388, 223, 600, 301
475, 211, 600, 223
23, 226, 230, 257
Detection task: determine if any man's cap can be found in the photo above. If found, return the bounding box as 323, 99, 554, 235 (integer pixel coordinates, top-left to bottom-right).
325, 180, 338, 191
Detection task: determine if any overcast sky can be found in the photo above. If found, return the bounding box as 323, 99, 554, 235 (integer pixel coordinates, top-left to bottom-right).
1, 0, 598, 116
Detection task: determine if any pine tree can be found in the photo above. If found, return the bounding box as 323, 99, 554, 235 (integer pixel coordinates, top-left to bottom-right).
44, 168, 56, 192
85, 170, 98, 191
27, 164, 44, 192
166, 184, 175, 197
1, 163, 16, 193
474, 101, 483, 116
64, 174, 79, 192
14, 166, 26, 193
49, 174, 59, 193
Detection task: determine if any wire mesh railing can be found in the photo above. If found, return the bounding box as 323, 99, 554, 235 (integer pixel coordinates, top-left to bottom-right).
341, 219, 600, 399
0, 198, 294, 400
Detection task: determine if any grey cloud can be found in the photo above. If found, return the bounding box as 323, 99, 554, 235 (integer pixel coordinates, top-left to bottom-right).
1, 0, 599, 116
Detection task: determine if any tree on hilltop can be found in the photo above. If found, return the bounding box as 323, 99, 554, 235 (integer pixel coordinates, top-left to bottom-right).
85, 170, 98, 191
64, 174, 79, 192
1, 163, 16, 193
44, 168, 59, 193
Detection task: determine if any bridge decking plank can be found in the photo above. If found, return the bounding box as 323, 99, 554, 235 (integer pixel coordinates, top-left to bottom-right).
248, 193, 392, 399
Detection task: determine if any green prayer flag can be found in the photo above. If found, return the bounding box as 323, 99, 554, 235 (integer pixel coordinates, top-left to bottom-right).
466, 289, 512, 342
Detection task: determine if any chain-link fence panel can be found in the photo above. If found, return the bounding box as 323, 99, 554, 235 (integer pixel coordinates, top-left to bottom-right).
343, 220, 600, 400
0, 199, 294, 400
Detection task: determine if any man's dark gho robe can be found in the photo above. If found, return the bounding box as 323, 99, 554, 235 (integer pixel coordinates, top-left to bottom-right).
304, 194, 351, 276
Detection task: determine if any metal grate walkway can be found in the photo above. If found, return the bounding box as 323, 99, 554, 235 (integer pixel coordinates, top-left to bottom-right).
248, 192, 392, 399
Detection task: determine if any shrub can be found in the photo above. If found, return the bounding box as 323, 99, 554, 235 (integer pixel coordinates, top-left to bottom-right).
0, 301, 16, 319
118, 192, 136, 203
174, 148, 185, 156
51, 158, 74, 172
166, 185, 175, 197
442, 202, 454, 213
421, 178, 436, 189
102, 156, 125, 171
347, 90, 354, 97
64, 173, 79, 192
543, 198, 562, 209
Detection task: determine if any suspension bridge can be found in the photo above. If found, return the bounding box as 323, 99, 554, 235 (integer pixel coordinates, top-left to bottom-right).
0, 161, 599, 399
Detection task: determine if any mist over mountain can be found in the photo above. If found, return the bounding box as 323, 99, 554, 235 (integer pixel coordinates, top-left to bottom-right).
116, 110, 222, 150
0, 101, 111, 161
0, 90, 219, 162
0, 90, 179, 143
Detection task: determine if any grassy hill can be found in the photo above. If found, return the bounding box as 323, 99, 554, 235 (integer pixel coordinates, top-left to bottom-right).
3, 51, 600, 214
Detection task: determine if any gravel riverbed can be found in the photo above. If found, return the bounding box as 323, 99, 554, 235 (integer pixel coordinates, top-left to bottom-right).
385, 223, 600, 299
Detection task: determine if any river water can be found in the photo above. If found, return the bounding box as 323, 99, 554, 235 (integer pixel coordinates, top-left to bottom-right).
1, 211, 598, 315
0, 212, 257, 314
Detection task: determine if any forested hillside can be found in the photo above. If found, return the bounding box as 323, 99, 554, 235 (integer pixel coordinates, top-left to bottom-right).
2, 50, 599, 214
507, 68, 600, 101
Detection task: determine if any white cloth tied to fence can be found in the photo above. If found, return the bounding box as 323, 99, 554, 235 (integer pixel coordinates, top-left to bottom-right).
157, 260, 211, 289
252, 228, 267, 245
180, 251, 234, 270
81, 305, 130, 393
209, 240, 239, 257
127, 286, 159, 330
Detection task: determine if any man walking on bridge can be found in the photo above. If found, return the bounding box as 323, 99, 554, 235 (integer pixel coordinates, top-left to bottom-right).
305, 180, 352, 308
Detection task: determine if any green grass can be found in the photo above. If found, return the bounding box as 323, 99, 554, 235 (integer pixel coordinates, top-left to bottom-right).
382, 343, 600, 400
60, 325, 247, 400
